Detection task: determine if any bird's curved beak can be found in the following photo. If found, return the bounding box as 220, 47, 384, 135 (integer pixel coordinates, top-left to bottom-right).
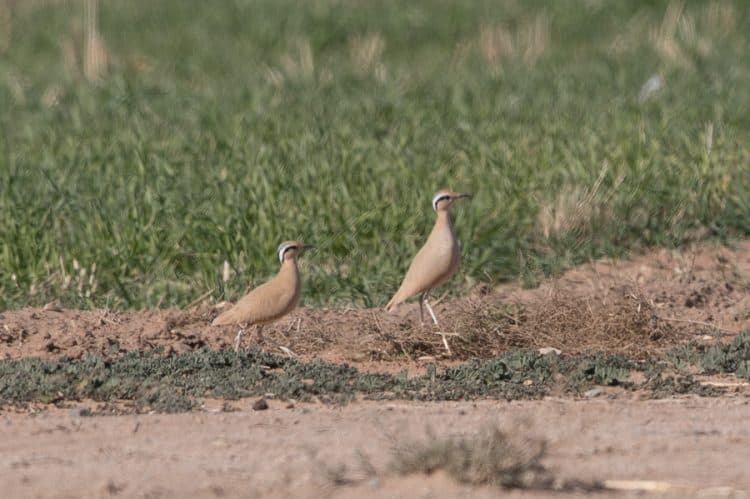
301, 243, 315, 252
455, 193, 472, 200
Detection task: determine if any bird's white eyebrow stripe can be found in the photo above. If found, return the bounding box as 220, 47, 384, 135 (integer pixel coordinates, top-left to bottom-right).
278, 244, 297, 262
432, 194, 451, 211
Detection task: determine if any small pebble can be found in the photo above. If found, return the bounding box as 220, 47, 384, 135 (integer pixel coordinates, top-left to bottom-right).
584, 388, 604, 399
539, 347, 562, 355
252, 398, 269, 411
69, 407, 92, 417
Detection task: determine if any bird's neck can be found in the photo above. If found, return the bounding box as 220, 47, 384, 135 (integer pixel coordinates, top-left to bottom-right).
280, 258, 299, 273
433, 209, 453, 233
279, 258, 300, 284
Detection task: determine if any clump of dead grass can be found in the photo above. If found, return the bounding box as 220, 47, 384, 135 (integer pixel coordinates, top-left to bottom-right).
649, 0, 735, 69
263, 38, 316, 87
390, 425, 555, 489
349, 32, 386, 81
537, 161, 626, 242
83, 0, 107, 81
327, 425, 600, 492
356, 284, 681, 361
514, 287, 680, 358
478, 13, 550, 73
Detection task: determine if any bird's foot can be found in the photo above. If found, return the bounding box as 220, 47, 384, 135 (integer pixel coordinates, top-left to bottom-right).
283, 317, 302, 336
433, 331, 460, 356
278, 345, 297, 358
233, 329, 245, 353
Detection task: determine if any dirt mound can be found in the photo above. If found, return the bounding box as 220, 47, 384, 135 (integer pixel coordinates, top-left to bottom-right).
1, 240, 748, 363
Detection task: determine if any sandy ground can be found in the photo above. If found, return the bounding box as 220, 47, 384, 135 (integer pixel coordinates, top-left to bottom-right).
1, 240, 750, 498
1, 396, 750, 498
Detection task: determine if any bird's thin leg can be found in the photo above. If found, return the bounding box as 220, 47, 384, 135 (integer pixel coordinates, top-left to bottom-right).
424, 293, 439, 326
423, 293, 451, 354
256, 325, 264, 343
283, 317, 301, 339
419, 293, 426, 325
234, 324, 247, 353
277, 321, 298, 357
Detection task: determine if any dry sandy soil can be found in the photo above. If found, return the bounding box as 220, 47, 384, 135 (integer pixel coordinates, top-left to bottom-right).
1, 240, 750, 497
2, 397, 750, 498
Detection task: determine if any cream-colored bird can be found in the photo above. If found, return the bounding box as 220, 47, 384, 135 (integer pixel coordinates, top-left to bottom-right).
385, 190, 471, 325
212, 240, 312, 352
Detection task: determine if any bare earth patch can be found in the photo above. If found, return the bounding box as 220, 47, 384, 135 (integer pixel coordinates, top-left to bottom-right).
2, 397, 750, 498
1, 240, 748, 363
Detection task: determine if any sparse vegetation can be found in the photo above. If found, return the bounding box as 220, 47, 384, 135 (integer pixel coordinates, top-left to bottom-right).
333, 424, 604, 492
1, 0, 749, 310
1, 333, 747, 413
389, 425, 558, 490
700, 330, 750, 376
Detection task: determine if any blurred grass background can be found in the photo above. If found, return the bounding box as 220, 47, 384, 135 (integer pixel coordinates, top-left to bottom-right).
0, 0, 749, 310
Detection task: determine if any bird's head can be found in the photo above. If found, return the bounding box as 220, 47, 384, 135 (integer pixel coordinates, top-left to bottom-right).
431, 190, 472, 212
277, 240, 313, 262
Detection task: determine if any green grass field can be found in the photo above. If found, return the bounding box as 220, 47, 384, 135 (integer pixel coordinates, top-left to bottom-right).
1, 0, 749, 310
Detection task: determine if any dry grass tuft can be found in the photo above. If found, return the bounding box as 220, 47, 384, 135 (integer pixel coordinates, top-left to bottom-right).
390, 425, 555, 489
513, 287, 679, 357
479, 24, 513, 67
703, 2, 736, 34
649, 0, 732, 68
537, 161, 625, 241
349, 32, 386, 81
519, 14, 550, 65
650, 0, 690, 67
346, 283, 680, 361
263, 38, 316, 87
280, 38, 315, 81
83, 0, 107, 81
479, 14, 549, 72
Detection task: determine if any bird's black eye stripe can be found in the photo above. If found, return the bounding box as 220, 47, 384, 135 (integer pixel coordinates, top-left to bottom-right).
432, 194, 452, 210
278, 244, 299, 262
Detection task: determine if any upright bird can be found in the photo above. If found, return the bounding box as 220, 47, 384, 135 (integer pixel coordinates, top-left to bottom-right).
385, 190, 471, 325
212, 240, 312, 352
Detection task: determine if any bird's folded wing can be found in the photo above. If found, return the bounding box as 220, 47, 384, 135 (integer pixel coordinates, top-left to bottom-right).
212, 276, 296, 325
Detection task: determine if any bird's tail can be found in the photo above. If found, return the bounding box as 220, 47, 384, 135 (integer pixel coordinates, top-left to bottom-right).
211, 310, 232, 326
384, 295, 400, 312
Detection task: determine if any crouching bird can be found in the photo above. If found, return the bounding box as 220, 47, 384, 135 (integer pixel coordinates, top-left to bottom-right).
385, 190, 471, 325
212, 240, 312, 352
